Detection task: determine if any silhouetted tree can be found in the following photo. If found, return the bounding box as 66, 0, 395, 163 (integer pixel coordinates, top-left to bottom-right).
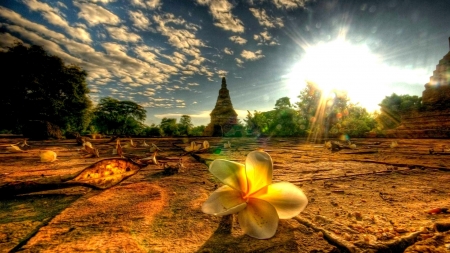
0, 43, 92, 133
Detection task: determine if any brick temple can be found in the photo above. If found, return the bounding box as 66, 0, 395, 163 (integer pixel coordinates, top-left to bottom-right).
386, 37, 450, 138
203, 77, 238, 136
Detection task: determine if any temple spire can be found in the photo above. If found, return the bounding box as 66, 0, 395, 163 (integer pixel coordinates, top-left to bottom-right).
221, 77, 227, 89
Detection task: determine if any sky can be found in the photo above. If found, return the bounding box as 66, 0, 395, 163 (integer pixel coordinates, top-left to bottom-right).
1, 0, 449, 126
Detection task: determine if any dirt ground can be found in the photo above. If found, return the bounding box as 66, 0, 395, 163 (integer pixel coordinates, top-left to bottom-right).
0, 137, 449, 253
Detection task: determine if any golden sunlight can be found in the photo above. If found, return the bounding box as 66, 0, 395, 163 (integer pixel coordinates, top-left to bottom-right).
287, 39, 429, 112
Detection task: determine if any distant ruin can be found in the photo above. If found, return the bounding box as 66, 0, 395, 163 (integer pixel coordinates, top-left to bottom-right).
203, 77, 238, 136
386, 37, 450, 138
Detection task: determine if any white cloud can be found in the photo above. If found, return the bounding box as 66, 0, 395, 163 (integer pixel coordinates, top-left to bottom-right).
196, 0, 245, 33
229, 35, 247, 45
216, 69, 228, 76
249, 8, 284, 28
241, 49, 265, 61
22, 0, 91, 43
131, 0, 161, 9
74, 2, 120, 26
105, 26, 141, 42
271, 0, 308, 9
188, 82, 200, 86
254, 30, 279, 45
224, 47, 233, 55
128, 10, 151, 30
235, 57, 244, 67
0, 32, 24, 51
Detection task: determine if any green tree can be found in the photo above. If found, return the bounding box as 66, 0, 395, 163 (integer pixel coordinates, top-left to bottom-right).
178, 115, 193, 136
142, 124, 163, 137
274, 97, 292, 109
190, 125, 206, 136
91, 97, 146, 135
0, 43, 92, 133
329, 104, 377, 137
377, 93, 422, 130
160, 118, 179, 136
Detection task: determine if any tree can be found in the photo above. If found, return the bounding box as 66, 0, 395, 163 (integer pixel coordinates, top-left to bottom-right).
190, 125, 206, 136
160, 118, 178, 136
178, 115, 193, 136
274, 97, 292, 109
0, 43, 92, 133
142, 124, 163, 137
329, 104, 377, 137
377, 93, 422, 130
91, 97, 146, 135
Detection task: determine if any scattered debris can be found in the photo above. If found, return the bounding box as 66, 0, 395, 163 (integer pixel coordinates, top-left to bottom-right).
150, 143, 161, 152
40, 150, 57, 162
185, 141, 202, 152
390, 141, 399, 148
6, 145, 25, 153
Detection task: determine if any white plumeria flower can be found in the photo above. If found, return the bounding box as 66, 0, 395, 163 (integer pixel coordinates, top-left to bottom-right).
142, 140, 150, 147
202, 151, 308, 239
224, 141, 231, 149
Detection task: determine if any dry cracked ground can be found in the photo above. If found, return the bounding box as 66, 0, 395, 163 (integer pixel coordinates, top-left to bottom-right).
0, 137, 449, 253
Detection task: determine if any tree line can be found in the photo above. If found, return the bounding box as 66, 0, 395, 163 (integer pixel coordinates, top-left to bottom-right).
0, 43, 422, 138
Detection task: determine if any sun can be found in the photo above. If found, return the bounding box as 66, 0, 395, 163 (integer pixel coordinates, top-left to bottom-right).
286, 39, 423, 112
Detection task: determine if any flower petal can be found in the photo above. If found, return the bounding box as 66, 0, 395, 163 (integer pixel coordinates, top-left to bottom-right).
209, 159, 247, 192
202, 185, 247, 216
245, 151, 273, 194
252, 182, 308, 219
238, 198, 279, 239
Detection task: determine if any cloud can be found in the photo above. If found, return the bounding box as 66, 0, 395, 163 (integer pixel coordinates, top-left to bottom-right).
216, 69, 228, 76
241, 49, 265, 61
128, 10, 151, 30
105, 26, 141, 42
188, 82, 200, 86
131, 0, 161, 9
224, 47, 233, 55
74, 2, 120, 26
229, 35, 247, 45
22, 0, 92, 43
196, 0, 245, 33
271, 0, 308, 9
254, 30, 279, 45
0, 32, 24, 50
249, 8, 284, 28
235, 57, 244, 67
153, 14, 206, 58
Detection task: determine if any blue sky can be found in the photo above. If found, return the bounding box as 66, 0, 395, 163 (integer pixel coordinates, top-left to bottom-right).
1, 0, 449, 126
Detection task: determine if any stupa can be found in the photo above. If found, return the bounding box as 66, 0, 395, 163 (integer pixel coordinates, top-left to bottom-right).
203, 77, 238, 136
386, 37, 450, 138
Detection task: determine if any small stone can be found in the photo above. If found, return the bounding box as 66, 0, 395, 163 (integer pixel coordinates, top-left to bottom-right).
354, 211, 362, 220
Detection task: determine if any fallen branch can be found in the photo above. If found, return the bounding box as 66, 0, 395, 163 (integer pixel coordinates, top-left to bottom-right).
293, 215, 358, 253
